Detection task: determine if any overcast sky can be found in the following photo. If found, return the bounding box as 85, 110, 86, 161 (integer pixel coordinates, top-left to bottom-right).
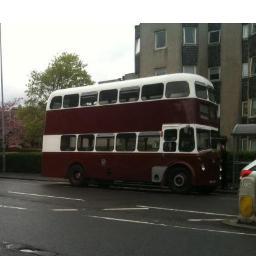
0, 0, 255, 102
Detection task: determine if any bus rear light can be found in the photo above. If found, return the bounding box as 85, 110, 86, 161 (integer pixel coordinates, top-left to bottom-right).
240, 170, 253, 179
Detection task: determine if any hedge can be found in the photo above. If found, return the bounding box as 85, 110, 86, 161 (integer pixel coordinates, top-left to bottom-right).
0, 152, 42, 173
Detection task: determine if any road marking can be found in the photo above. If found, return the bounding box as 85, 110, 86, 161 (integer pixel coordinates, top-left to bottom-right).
103, 207, 149, 211
137, 205, 236, 217
89, 215, 256, 237
0, 204, 27, 210
8, 191, 85, 202
52, 209, 78, 212
188, 219, 224, 222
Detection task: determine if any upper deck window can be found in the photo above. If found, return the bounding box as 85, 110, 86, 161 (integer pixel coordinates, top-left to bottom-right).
195, 83, 207, 100
99, 89, 118, 105
63, 94, 79, 108
141, 83, 164, 101
80, 91, 98, 106
50, 96, 62, 109
166, 81, 190, 98
119, 87, 140, 103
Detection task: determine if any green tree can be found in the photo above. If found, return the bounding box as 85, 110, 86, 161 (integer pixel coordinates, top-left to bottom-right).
26, 52, 93, 106
18, 52, 93, 148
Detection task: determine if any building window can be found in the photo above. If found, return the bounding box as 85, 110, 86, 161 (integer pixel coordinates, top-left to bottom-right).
251, 98, 256, 117
242, 24, 249, 39
242, 63, 249, 78
251, 23, 256, 35
208, 67, 220, 81
241, 137, 248, 151
135, 38, 140, 54
183, 27, 197, 45
208, 30, 220, 44
155, 30, 166, 49
242, 101, 248, 117
154, 67, 167, 76
60, 135, 76, 151
249, 138, 256, 151
250, 57, 256, 76
183, 65, 196, 74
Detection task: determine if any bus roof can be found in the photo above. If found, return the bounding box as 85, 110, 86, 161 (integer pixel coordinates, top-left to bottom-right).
48, 73, 213, 99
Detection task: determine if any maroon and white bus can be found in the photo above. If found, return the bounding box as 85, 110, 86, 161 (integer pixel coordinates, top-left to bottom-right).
42, 73, 221, 193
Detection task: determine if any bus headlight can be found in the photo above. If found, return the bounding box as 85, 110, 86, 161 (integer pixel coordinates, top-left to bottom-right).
201, 164, 206, 172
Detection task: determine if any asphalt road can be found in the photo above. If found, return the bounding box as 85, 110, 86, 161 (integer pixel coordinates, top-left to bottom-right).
0, 178, 255, 256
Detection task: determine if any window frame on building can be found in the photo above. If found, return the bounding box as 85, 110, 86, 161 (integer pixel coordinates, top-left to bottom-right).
251, 23, 256, 35
154, 67, 167, 76
250, 56, 256, 77
208, 67, 221, 81
182, 65, 197, 74
242, 101, 248, 117
135, 38, 140, 55
183, 27, 197, 45
250, 98, 256, 117
208, 30, 221, 44
242, 63, 249, 78
242, 24, 249, 39
154, 30, 167, 50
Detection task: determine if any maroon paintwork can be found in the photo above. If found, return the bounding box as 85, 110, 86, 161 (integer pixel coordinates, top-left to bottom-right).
42, 98, 220, 188
44, 98, 218, 135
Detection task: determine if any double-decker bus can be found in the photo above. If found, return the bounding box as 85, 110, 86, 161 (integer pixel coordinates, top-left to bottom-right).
42, 73, 221, 193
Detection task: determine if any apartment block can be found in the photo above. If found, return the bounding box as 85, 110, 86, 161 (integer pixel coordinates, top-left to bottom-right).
134, 23, 256, 150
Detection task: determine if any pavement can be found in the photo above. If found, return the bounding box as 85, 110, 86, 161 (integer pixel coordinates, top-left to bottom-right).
0, 172, 238, 194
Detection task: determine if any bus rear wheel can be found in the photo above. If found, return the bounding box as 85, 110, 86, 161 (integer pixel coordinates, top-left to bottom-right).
168, 167, 192, 194
68, 164, 86, 187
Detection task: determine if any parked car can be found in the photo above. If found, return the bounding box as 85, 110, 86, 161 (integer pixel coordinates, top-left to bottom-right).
240, 159, 256, 179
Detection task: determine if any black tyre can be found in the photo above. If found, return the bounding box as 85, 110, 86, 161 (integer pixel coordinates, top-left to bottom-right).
169, 167, 192, 194
68, 164, 86, 187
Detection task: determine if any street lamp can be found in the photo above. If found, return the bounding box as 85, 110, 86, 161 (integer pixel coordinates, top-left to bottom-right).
0, 23, 6, 172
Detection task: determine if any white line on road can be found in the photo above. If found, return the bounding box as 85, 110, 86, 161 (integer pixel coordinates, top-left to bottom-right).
8, 191, 85, 202
188, 219, 224, 222
89, 215, 256, 237
103, 207, 149, 211
0, 204, 27, 210
52, 209, 79, 212
136, 205, 236, 217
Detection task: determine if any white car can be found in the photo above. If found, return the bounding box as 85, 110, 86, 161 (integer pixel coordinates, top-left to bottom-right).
240, 159, 256, 179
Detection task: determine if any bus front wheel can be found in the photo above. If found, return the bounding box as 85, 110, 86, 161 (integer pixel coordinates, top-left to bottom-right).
168, 167, 192, 194
68, 164, 86, 187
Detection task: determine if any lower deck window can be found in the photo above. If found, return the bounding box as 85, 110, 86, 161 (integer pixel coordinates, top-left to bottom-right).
179, 127, 195, 152
116, 133, 136, 151
96, 135, 114, 151
138, 133, 160, 151
197, 129, 211, 151
60, 135, 76, 151
77, 135, 94, 151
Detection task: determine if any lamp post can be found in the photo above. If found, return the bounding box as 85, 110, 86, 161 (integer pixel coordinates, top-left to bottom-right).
0, 23, 6, 172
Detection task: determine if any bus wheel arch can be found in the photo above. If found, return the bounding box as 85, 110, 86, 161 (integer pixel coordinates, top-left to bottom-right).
164, 164, 194, 193
67, 163, 87, 187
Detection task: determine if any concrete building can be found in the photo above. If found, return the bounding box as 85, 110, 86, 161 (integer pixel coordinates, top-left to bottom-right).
134, 23, 256, 150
